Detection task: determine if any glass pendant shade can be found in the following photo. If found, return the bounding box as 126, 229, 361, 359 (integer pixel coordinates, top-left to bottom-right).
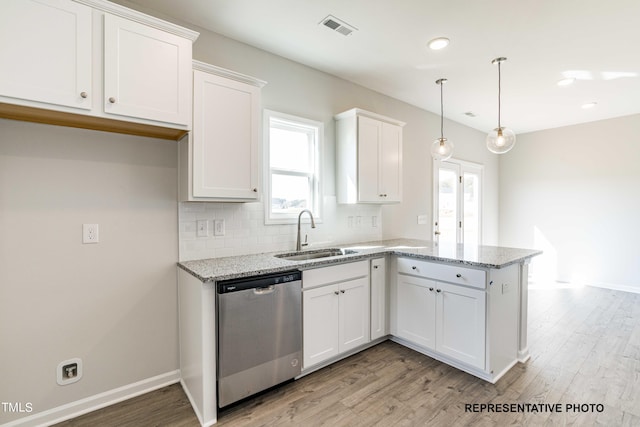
431, 78, 453, 161
486, 127, 516, 154
487, 57, 515, 154
431, 137, 454, 161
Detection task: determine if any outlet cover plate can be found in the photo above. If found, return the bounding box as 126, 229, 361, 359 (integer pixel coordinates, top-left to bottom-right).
82, 224, 99, 244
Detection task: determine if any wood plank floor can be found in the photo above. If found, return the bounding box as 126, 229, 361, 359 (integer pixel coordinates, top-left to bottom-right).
55, 285, 640, 426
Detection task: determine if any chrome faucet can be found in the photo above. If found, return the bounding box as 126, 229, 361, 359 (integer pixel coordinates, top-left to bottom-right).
296, 209, 316, 251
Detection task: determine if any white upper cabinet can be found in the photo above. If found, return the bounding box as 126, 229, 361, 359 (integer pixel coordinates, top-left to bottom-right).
335, 108, 405, 204
0, 0, 92, 110
179, 61, 266, 202
103, 14, 191, 126
0, 0, 199, 138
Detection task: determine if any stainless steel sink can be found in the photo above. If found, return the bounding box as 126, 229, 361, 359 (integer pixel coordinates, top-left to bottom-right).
275, 248, 358, 261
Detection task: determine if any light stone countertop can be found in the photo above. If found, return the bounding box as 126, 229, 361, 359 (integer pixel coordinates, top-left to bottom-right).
178, 238, 542, 283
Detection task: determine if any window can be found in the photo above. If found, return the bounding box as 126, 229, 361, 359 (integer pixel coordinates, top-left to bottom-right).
264, 110, 323, 224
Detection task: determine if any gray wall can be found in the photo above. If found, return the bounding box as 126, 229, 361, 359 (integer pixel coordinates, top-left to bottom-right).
499, 114, 640, 291
0, 119, 179, 424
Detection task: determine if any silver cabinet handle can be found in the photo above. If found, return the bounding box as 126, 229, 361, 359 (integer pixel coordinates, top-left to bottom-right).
108, 97, 116, 103
373, 265, 379, 269
429, 287, 434, 292
456, 273, 462, 278
412, 266, 417, 270
340, 289, 345, 294
252, 188, 258, 192
334, 291, 339, 295
436, 289, 442, 293
80, 92, 88, 99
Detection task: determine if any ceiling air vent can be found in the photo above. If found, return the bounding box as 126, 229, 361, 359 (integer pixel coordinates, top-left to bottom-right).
320, 15, 357, 36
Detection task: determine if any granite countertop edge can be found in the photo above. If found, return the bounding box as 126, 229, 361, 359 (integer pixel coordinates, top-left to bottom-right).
178, 238, 543, 283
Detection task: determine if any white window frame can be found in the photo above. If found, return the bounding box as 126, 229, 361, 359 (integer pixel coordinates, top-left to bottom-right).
263, 109, 323, 225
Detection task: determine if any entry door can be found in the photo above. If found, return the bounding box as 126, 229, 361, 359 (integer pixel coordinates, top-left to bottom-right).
433, 159, 483, 246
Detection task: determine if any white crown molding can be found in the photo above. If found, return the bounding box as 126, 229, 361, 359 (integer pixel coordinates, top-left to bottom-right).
193, 60, 267, 88
73, 0, 199, 41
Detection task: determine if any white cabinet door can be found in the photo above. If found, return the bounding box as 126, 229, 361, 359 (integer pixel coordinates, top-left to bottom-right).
0, 0, 92, 110
335, 109, 404, 204
103, 14, 191, 126
396, 275, 436, 349
435, 282, 486, 369
191, 69, 260, 200
357, 116, 403, 203
370, 258, 387, 340
357, 115, 381, 202
303, 284, 340, 369
339, 277, 370, 353
380, 122, 402, 202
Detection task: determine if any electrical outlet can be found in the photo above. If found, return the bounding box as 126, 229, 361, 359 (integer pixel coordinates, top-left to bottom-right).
347, 216, 353, 228
502, 283, 511, 294
214, 219, 225, 236
196, 220, 208, 237
57, 358, 82, 385
372, 216, 378, 227
417, 214, 428, 225
355, 216, 362, 227
82, 224, 99, 244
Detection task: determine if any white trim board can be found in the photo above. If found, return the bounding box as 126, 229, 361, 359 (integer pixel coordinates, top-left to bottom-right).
1, 371, 180, 427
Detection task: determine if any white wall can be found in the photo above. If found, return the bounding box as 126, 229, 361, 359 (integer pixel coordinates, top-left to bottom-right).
499, 114, 640, 291
0, 119, 179, 424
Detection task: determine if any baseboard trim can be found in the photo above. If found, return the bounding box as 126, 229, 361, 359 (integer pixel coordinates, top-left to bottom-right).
2, 370, 180, 427
586, 281, 640, 294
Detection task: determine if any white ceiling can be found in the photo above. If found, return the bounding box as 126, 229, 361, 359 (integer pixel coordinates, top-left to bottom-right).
127, 0, 640, 134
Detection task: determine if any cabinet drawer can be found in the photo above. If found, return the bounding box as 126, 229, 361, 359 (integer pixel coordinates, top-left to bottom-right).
397, 257, 486, 289
303, 260, 369, 289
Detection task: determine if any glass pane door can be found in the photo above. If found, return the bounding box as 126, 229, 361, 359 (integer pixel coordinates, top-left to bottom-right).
434, 160, 483, 245
437, 167, 458, 245
463, 172, 480, 247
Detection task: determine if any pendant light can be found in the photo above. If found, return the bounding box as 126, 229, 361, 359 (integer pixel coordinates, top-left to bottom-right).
431, 78, 454, 161
486, 57, 516, 154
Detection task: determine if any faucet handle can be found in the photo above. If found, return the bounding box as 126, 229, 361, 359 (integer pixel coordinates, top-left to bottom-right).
301, 234, 309, 247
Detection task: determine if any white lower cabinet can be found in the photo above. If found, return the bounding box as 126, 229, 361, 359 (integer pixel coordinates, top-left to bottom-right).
435, 282, 485, 369
396, 275, 436, 349
395, 259, 486, 371
392, 257, 522, 383
303, 261, 370, 369
370, 257, 387, 340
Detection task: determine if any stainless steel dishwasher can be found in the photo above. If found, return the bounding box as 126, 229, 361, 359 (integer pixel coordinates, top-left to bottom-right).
216, 270, 302, 408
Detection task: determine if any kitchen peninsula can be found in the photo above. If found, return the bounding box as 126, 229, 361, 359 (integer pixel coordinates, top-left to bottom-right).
178, 239, 541, 426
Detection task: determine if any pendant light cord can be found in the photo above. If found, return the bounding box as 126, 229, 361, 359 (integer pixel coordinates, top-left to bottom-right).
440, 81, 444, 140
497, 61, 502, 130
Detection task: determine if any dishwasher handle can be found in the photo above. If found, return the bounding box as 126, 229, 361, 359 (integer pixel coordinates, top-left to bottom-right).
253, 285, 275, 295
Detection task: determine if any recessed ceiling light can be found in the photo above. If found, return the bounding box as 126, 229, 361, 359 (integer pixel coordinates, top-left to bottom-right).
581, 102, 597, 109
557, 78, 575, 86
428, 37, 450, 50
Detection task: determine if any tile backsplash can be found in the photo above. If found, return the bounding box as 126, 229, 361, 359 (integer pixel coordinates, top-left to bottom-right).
178, 196, 382, 261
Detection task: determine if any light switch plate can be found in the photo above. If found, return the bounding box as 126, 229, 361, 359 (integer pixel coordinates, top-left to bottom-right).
196, 220, 208, 237
214, 219, 225, 236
